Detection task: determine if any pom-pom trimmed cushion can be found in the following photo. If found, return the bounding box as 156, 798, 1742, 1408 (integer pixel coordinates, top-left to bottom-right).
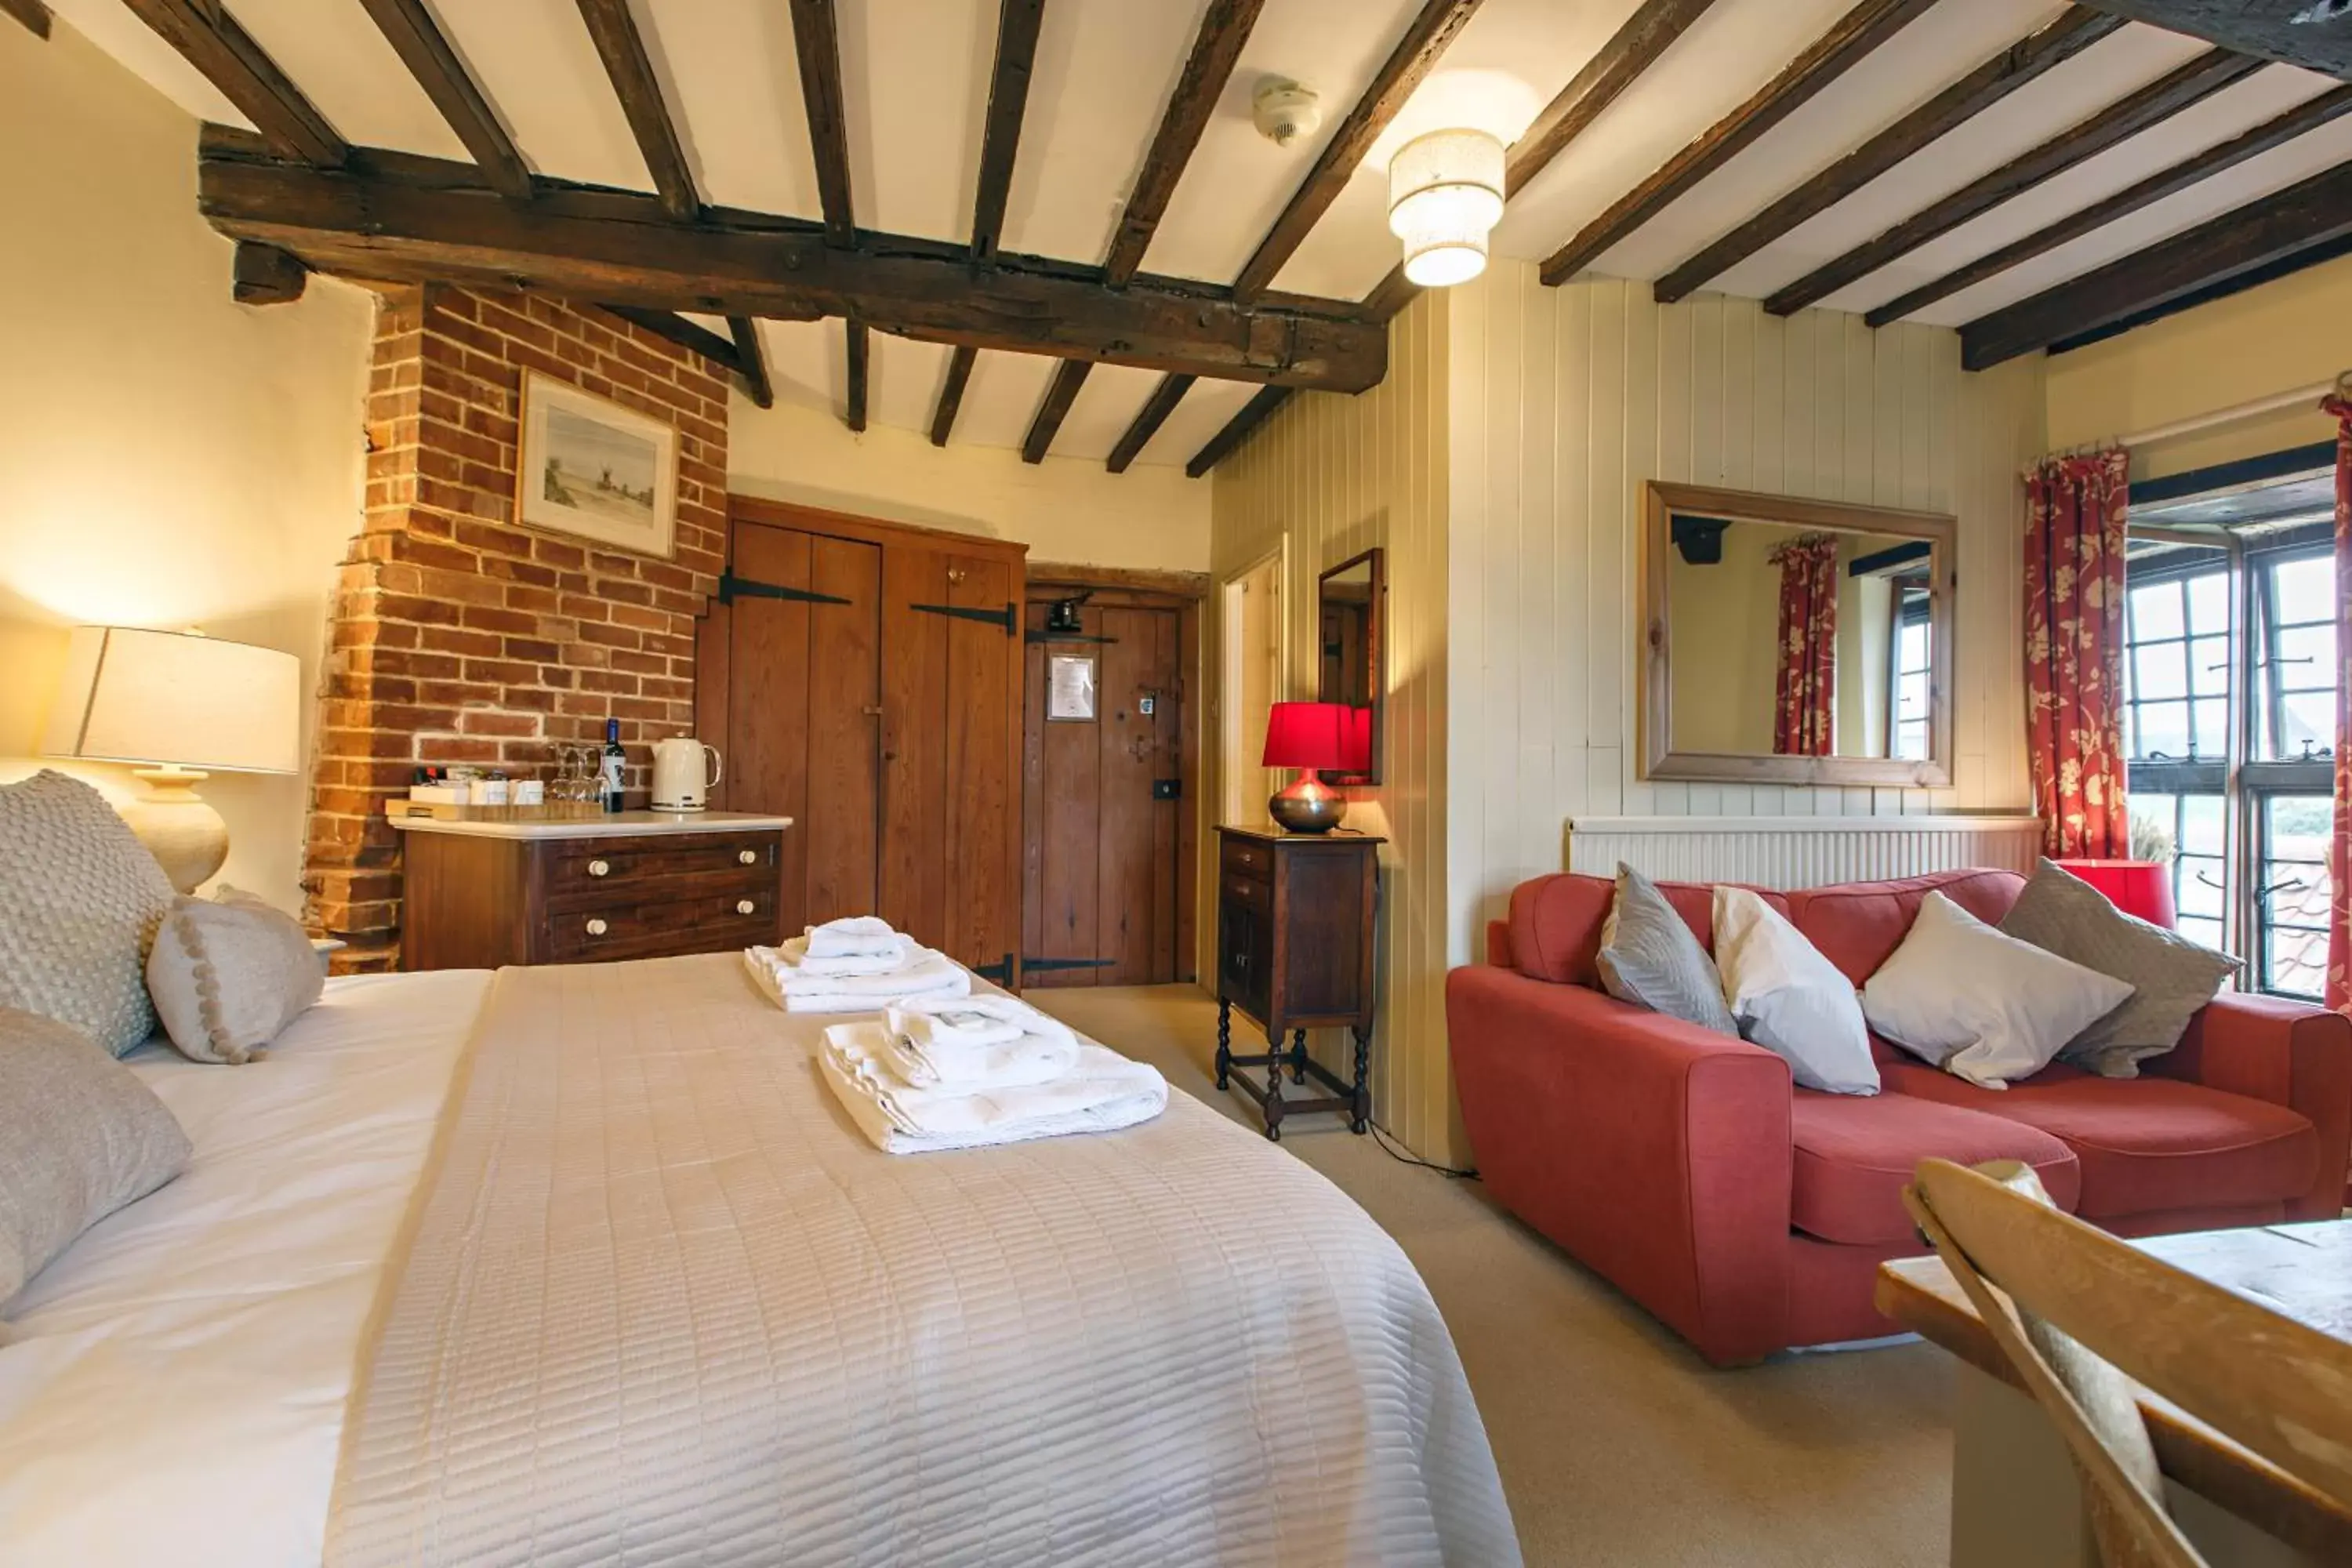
0, 771, 176, 1055
1596, 865, 1738, 1036
1714, 885, 1878, 1095
147, 887, 324, 1065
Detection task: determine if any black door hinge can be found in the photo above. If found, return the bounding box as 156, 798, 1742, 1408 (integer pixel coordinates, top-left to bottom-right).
910, 601, 1017, 637
718, 572, 853, 607
1022, 956, 1120, 973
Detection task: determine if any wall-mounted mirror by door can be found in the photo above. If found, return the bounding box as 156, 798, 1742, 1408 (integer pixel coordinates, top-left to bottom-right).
1317, 547, 1383, 786
1642, 482, 1955, 788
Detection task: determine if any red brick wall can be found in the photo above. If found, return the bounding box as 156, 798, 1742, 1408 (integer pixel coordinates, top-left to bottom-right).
306, 285, 729, 970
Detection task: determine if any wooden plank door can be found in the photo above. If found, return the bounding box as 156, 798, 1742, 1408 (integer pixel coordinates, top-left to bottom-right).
942, 554, 1020, 977
877, 547, 950, 946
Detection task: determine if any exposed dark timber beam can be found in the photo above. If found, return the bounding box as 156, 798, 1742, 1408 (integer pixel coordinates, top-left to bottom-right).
844, 320, 869, 432
195, 137, 1387, 391
1541, 0, 1939, 286
1766, 45, 2263, 316
1186, 385, 1293, 478
1960, 160, 2352, 369
1022, 360, 1093, 463
574, 0, 699, 220
358, 0, 532, 202
1232, 0, 1486, 307
971, 0, 1047, 266
787, 0, 855, 245
122, 0, 346, 166
1655, 5, 2124, 304
728, 315, 773, 408
1105, 0, 1265, 286
930, 346, 976, 445
1, 0, 51, 39
230, 240, 305, 304
1868, 82, 2352, 327
602, 306, 744, 372
2074, 1, 2352, 80
1363, 0, 1723, 321
1108, 374, 1195, 473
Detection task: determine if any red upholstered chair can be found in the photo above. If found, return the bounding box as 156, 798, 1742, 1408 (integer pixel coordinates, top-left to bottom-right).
1447, 869, 2352, 1367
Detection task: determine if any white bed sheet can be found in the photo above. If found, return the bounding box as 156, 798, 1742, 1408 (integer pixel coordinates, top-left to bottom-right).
0, 970, 493, 1568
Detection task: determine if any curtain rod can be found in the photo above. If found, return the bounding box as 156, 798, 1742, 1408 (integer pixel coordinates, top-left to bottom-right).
2053, 370, 2351, 459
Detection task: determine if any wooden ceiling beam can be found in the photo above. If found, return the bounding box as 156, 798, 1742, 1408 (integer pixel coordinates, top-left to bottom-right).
1104, 0, 1265, 287
1021, 360, 1093, 463
1540, 0, 1938, 286
231, 240, 305, 304
844, 320, 869, 432
1868, 82, 2352, 328
1, 0, 50, 39
574, 0, 699, 221
1107, 373, 1196, 473
358, 0, 532, 202
929, 346, 977, 446
970, 0, 1047, 266
1959, 160, 2352, 369
601, 305, 744, 371
1654, 5, 2123, 304
1232, 0, 1486, 307
2072, 1, 2352, 80
786, 0, 855, 245
195, 137, 1387, 391
728, 316, 773, 408
1765, 45, 2263, 316
1186, 385, 1292, 478
121, 0, 347, 166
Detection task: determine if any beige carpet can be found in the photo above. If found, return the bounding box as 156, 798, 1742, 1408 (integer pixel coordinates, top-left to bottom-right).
1028, 984, 1957, 1568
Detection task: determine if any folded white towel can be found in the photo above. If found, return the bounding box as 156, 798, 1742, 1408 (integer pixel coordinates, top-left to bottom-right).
820, 1022, 1167, 1154
877, 1028, 1079, 1091
882, 996, 1078, 1086
804, 915, 905, 959
742, 947, 971, 1014
780, 933, 915, 976
887, 993, 1073, 1048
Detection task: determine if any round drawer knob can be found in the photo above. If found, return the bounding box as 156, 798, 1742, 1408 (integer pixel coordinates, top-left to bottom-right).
737, 849, 757, 866
736, 899, 757, 916
585, 917, 608, 936
588, 858, 612, 877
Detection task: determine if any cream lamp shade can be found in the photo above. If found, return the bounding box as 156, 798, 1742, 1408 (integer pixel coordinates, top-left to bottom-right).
42, 626, 301, 891
1387, 127, 1504, 289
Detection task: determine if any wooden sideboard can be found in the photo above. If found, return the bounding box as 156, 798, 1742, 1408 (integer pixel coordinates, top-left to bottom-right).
394, 811, 793, 971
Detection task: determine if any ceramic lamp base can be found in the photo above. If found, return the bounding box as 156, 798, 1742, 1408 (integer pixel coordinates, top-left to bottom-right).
1268, 772, 1345, 833
121, 764, 228, 894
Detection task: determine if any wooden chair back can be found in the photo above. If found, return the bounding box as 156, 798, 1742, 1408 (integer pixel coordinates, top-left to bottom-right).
1904, 1158, 2352, 1568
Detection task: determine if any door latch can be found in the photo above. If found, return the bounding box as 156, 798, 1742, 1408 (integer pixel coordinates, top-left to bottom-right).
1152, 779, 1182, 800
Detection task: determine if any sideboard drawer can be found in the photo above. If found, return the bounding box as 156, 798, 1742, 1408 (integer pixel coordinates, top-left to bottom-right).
548, 885, 778, 962
547, 833, 778, 905
1221, 836, 1274, 885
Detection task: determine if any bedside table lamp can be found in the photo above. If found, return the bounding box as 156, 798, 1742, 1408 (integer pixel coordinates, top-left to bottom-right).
42, 626, 300, 892
1262, 701, 1355, 834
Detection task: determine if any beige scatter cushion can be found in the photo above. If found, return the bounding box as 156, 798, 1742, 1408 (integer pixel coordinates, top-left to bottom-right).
0, 771, 176, 1056
0, 1007, 190, 1306
147, 887, 324, 1065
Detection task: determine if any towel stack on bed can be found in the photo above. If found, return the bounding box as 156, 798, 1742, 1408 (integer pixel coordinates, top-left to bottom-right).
742, 916, 972, 1013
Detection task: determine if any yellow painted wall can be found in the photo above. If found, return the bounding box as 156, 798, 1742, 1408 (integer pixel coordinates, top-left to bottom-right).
2044, 252, 2352, 481
0, 21, 374, 913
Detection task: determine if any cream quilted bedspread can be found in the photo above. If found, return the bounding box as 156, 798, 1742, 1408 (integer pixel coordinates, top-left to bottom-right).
327, 954, 1518, 1567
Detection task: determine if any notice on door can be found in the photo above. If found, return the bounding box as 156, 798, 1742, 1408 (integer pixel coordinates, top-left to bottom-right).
1048, 654, 1098, 721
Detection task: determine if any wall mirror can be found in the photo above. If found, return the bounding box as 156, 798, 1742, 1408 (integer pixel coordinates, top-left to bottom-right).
1642, 482, 1955, 787
1317, 547, 1384, 785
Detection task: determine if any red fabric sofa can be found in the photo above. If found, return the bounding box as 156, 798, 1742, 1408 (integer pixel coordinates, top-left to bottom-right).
1446, 868, 2352, 1367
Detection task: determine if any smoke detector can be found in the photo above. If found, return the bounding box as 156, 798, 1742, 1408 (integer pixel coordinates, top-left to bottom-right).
1252, 78, 1322, 148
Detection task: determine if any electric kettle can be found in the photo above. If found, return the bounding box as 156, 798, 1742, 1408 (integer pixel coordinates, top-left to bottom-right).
651, 736, 722, 811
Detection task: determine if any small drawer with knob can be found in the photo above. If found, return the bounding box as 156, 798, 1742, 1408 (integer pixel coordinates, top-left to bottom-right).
546, 832, 779, 909
550, 884, 778, 960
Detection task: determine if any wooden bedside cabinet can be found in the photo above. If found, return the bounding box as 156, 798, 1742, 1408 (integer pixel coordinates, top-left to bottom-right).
1213, 825, 1382, 1141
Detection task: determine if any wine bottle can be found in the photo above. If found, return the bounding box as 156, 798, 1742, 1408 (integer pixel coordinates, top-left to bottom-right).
600, 718, 626, 814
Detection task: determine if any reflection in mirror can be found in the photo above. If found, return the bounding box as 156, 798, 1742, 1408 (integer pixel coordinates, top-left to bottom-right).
1317, 548, 1382, 785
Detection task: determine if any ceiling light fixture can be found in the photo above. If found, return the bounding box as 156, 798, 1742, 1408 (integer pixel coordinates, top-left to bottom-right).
1387, 128, 1504, 288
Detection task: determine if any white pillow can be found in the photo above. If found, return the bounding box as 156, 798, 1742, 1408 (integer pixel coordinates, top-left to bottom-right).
1862, 891, 2136, 1090
1712, 887, 1878, 1096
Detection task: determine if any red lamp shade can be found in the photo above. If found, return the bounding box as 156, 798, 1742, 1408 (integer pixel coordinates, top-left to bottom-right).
2053, 858, 2177, 929
1262, 702, 1353, 770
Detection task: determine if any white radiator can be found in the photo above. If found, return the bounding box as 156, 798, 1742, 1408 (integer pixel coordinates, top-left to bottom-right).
1566, 815, 2044, 890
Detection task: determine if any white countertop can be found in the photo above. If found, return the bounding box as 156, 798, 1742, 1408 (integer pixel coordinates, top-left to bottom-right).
388, 810, 794, 840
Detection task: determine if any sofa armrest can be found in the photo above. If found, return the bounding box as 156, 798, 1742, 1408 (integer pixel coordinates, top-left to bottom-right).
2154, 991, 2352, 1221
1446, 964, 1794, 1364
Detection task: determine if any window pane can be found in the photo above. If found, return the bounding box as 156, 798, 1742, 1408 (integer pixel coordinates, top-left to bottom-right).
2188, 634, 2230, 697
1898, 672, 1927, 721
2132, 641, 2188, 701
2179, 914, 2227, 954
2132, 701, 2188, 759
2191, 699, 2228, 760
2270, 555, 2335, 627
2260, 795, 2334, 999
2177, 858, 2227, 920
1895, 721, 1927, 761
2274, 622, 2337, 688
2129, 580, 2184, 642
2186, 572, 2230, 637
2180, 794, 2226, 857
2278, 691, 2334, 758
2268, 793, 2333, 860
1898, 621, 1929, 671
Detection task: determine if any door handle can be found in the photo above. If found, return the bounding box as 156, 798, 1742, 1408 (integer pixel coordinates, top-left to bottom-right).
862, 704, 884, 717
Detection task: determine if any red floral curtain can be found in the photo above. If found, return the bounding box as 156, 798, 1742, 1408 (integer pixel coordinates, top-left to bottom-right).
1770, 533, 1838, 757
2025, 450, 2130, 858
2324, 396, 2350, 1011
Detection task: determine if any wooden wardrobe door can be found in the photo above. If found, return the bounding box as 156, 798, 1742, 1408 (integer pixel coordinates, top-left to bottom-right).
877, 549, 949, 949
942, 553, 1019, 975
726, 522, 815, 937
803, 534, 882, 924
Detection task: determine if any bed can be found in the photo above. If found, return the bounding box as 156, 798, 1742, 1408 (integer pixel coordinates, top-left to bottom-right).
0, 954, 1516, 1567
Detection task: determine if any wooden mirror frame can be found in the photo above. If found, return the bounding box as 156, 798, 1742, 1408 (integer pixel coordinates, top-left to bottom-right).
1316, 546, 1385, 786
1641, 481, 1957, 788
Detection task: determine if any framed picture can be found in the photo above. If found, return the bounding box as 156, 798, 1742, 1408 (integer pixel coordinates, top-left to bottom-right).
515, 370, 678, 558
1047, 654, 1098, 721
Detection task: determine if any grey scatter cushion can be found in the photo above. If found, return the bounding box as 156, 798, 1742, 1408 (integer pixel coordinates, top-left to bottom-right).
1999, 858, 2241, 1077
1596, 865, 1739, 1036
0, 1007, 189, 1306
147, 887, 323, 1065
0, 771, 176, 1055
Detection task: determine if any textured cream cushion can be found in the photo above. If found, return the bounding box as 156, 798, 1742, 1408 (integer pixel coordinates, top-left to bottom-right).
1713, 885, 1878, 1095
1864, 891, 2137, 1089
1597, 865, 1739, 1036
0, 771, 176, 1055
1999, 858, 2241, 1077
0, 1007, 189, 1306
147, 887, 324, 1065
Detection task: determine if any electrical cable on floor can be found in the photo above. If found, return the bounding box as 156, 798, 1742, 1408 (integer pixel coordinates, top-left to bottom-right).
1368, 1120, 1479, 1181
